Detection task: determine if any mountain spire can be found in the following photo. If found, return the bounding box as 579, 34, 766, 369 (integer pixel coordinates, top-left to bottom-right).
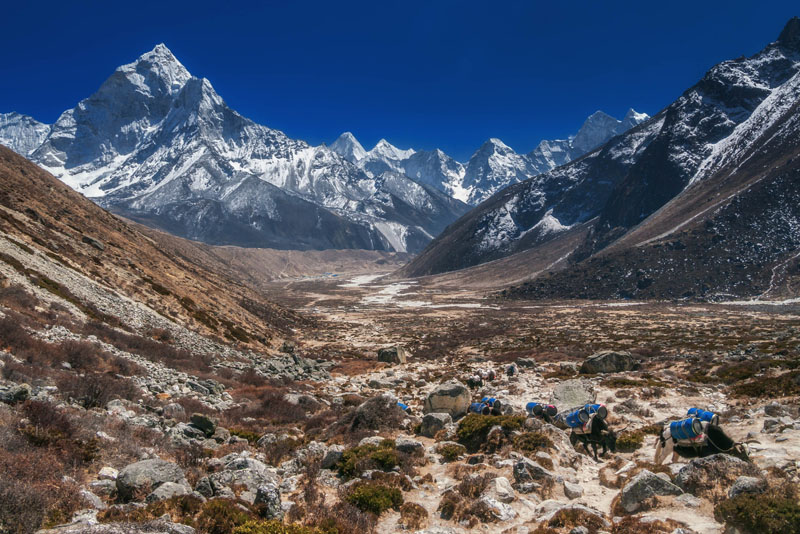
778, 16, 800, 51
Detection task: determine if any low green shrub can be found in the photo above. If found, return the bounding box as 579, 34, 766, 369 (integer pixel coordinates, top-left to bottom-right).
513, 431, 554, 452
730, 371, 800, 397
436, 442, 466, 462
343, 482, 403, 516
337, 440, 398, 478
233, 520, 324, 534
456, 414, 525, 452
715, 486, 800, 534
195, 499, 257, 534
616, 431, 645, 452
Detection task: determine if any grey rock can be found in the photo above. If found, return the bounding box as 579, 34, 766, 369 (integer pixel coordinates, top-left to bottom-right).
728, 476, 767, 498
580, 351, 635, 374
423, 381, 470, 418
89, 479, 117, 496
145, 481, 191, 503
0, 383, 31, 404
478, 495, 516, 521
485, 476, 515, 503
396, 437, 424, 455
194, 477, 214, 498
517, 358, 537, 368
254, 483, 283, 519
38, 519, 195, 534
570, 528, 589, 534
116, 459, 188, 502
676, 493, 701, 507
82, 235, 105, 251
321, 445, 345, 470
208, 455, 279, 504
358, 436, 386, 447
97, 467, 118, 480
549, 379, 595, 408
80, 489, 106, 510
513, 457, 554, 485
764, 402, 785, 417
420, 412, 452, 438
619, 469, 682, 512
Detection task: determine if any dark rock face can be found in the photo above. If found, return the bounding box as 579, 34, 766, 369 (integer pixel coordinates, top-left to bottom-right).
580, 351, 635, 374
420, 412, 452, 438
377, 346, 409, 364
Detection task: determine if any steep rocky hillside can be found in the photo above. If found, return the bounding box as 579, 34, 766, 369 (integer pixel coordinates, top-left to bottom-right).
0, 144, 304, 345
401, 18, 800, 303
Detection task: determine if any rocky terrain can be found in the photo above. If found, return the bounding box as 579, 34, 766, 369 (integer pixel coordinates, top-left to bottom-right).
2, 229, 798, 534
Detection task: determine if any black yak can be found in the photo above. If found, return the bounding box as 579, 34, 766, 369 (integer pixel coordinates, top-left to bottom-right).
569, 415, 618, 462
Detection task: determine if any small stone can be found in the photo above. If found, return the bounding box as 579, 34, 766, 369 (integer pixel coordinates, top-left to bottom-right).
146, 481, 191, 503
728, 476, 767, 498
97, 467, 118, 480
564, 481, 583, 499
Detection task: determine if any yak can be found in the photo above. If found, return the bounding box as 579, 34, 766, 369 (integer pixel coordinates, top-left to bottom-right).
569, 415, 618, 462
654, 423, 749, 464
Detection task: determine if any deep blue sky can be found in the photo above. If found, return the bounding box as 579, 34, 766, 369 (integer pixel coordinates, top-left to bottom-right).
1, 2, 797, 161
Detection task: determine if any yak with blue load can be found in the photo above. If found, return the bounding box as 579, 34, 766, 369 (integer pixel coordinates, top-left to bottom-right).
654, 408, 749, 464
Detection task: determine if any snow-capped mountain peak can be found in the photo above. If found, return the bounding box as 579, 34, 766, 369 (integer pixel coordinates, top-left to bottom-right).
0, 112, 51, 156
116, 43, 191, 98
330, 131, 367, 163
370, 139, 415, 161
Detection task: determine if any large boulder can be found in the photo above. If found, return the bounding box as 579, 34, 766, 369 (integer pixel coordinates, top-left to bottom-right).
676, 454, 762, 497
116, 459, 189, 502
377, 346, 408, 364
207, 454, 280, 504
423, 381, 470, 418
580, 351, 635, 374
619, 470, 682, 512
549, 379, 596, 408
420, 413, 452, 438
